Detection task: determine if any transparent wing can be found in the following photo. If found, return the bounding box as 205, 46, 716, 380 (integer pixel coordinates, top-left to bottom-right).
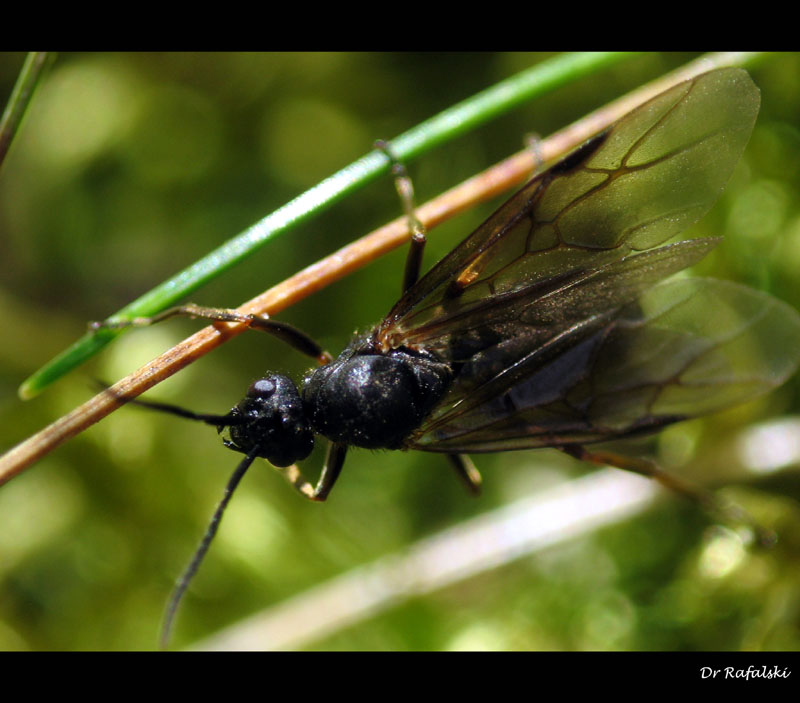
365, 67, 787, 451
375, 68, 761, 361
409, 278, 800, 452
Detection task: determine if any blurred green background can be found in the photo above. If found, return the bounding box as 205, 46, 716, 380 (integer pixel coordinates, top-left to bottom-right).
1, 52, 800, 651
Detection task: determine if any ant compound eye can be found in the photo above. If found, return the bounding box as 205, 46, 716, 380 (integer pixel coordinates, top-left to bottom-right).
247, 378, 277, 398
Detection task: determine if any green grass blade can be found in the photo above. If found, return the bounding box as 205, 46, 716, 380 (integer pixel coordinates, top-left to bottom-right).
0, 52, 51, 173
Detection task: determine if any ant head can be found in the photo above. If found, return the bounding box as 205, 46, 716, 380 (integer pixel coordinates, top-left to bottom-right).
223, 373, 314, 467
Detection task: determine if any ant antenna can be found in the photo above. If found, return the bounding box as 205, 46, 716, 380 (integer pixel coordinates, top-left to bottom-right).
160, 443, 262, 650
93, 379, 250, 428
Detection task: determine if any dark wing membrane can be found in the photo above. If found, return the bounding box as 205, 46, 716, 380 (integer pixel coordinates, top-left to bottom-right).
376, 68, 760, 359
409, 278, 800, 452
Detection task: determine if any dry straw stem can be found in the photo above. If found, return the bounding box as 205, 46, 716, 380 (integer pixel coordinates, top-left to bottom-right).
0, 53, 748, 486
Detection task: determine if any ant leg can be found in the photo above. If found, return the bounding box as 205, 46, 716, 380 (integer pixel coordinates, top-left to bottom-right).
272, 442, 347, 502
446, 453, 482, 496
91, 303, 332, 365
561, 444, 776, 547
374, 139, 427, 293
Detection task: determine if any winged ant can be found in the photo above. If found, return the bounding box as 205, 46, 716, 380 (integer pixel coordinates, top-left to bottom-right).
92, 68, 800, 647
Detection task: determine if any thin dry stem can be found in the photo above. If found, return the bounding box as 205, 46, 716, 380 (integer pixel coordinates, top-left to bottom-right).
0, 53, 745, 486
